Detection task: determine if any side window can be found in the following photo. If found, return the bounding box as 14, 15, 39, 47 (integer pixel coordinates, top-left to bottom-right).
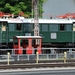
24, 23, 31, 32
24, 23, 34, 32
9, 24, 15, 31
49, 24, 58, 31
42, 24, 48, 31
60, 24, 65, 31
16, 24, 21, 30
32, 23, 34, 31
66, 24, 72, 31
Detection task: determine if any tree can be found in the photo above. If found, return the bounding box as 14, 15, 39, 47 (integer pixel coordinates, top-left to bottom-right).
0, 0, 46, 18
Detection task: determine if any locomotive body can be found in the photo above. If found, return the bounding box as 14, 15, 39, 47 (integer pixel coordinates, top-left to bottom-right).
0, 17, 75, 48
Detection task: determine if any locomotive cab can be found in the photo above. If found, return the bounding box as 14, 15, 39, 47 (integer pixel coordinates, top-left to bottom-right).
0, 21, 8, 48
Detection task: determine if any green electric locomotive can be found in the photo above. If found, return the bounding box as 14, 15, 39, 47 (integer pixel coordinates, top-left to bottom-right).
0, 17, 75, 49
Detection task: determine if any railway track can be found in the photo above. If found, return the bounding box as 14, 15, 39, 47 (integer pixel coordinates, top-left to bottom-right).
0, 59, 75, 64
0, 63, 75, 69
0, 60, 75, 69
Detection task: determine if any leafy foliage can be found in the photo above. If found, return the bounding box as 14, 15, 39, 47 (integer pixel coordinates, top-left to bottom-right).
0, 0, 46, 17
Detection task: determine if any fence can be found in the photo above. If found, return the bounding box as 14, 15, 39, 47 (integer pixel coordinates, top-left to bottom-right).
0, 53, 75, 62
0, 48, 75, 62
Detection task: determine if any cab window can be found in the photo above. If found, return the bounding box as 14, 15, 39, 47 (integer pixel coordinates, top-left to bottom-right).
60, 24, 65, 31
16, 24, 21, 30
2, 22, 6, 31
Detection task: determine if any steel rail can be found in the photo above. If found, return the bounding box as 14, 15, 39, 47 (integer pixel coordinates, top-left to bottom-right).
0, 63, 75, 69
0, 60, 75, 64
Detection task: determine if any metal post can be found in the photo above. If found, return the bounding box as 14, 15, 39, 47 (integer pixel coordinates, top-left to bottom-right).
64, 52, 67, 63
7, 52, 10, 65
17, 55, 19, 61
51, 49, 54, 54
69, 48, 72, 54
32, 0, 39, 44
36, 52, 38, 64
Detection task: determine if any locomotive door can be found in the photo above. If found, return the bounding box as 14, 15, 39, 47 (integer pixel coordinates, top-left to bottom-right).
0, 22, 8, 46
